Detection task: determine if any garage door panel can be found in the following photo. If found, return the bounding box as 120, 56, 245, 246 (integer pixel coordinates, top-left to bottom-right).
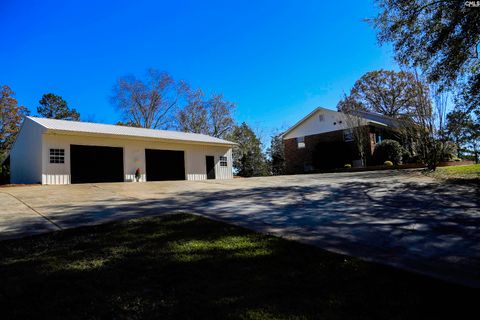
71, 145, 124, 184
145, 149, 185, 181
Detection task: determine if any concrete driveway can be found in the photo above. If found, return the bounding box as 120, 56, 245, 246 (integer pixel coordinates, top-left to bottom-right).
1, 170, 479, 287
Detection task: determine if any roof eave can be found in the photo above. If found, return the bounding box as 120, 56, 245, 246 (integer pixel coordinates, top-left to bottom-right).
281, 107, 341, 139
43, 129, 237, 147
280, 107, 321, 139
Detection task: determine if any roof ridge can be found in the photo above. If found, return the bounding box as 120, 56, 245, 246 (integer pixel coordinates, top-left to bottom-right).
27, 116, 236, 145
29, 116, 217, 138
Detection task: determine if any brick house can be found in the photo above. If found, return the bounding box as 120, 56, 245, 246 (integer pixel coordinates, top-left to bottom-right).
281, 107, 398, 174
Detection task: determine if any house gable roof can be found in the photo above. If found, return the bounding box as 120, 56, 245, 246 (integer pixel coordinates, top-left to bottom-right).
280, 107, 335, 138
27, 117, 236, 146
281, 107, 398, 140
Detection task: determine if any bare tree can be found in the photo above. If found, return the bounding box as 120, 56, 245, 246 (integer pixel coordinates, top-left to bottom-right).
177, 87, 235, 138
398, 73, 450, 170
339, 97, 372, 167
111, 69, 185, 129
208, 94, 235, 138
177, 88, 209, 134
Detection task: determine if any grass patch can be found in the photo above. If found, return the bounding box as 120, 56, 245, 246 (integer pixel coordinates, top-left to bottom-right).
0, 213, 477, 319
428, 164, 480, 182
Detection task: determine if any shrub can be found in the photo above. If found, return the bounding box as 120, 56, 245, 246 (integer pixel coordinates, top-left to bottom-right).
441, 141, 457, 162
344, 164, 352, 169
384, 160, 393, 166
402, 149, 412, 163
373, 139, 403, 165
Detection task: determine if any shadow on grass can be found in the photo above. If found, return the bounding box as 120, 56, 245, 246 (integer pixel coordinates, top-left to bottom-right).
434, 177, 480, 187
0, 213, 478, 319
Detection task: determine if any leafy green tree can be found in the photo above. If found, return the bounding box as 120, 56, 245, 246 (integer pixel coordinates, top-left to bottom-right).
447, 85, 480, 162
37, 93, 80, 121
447, 109, 480, 163
337, 69, 427, 117
227, 122, 268, 177
465, 120, 480, 163
1, 85, 29, 161
372, 0, 480, 113
446, 110, 474, 157
267, 132, 285, 175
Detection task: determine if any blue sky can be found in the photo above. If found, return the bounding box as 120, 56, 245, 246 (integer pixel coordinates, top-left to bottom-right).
0, 0, 396, 143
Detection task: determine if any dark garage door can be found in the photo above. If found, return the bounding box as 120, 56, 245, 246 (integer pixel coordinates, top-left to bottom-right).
70, 145, 124, 184
145, 149, 185, 181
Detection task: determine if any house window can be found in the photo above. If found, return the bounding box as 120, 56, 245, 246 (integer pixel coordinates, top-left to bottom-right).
296, 136, 305, 149
319, 114, 324, 122
375, 134, 382, 144
343, 129, 353, 142
49, 149, 65, 164
219, 156, 228, 167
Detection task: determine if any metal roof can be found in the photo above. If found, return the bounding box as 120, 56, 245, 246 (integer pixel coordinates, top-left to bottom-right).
27, 117, 236, 146
351, 110, 400, 128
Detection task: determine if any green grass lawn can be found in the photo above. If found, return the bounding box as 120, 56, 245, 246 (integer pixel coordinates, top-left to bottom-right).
429, 164, 480, 181
0, 213, 477, 319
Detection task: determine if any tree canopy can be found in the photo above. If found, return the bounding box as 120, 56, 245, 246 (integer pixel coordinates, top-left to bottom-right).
373, 0, 480, 113
446, 107, 480, 162
337, 69, 428, 117
111, 69, 185, 129
267, 132, 286, 175
37, 93, 80, 121
227, 122, 268, 177
0, 85, 29, 160
177, 88, 235, 138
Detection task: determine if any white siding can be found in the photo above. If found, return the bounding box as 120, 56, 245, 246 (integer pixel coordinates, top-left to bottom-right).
41, 133, 233, 184
10, 118, 44, 184
283, 109, 351, 140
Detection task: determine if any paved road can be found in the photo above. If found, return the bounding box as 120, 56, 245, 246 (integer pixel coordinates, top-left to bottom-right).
1, 170, 479, 287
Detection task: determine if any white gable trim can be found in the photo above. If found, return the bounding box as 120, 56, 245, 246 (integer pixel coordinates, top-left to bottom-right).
281, 107, 350, 140
281, 107, 394, 140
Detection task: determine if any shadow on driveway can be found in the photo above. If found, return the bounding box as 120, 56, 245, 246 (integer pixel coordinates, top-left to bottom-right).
3, 175, 477, 287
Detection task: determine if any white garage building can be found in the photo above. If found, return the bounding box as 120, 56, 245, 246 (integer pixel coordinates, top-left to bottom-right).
9, 117, 235, 184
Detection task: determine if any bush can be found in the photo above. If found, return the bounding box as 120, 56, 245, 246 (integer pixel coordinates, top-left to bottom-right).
441, 141, 457, 162
373, 140, 403, 165
384, 160, 393, 167
402, 149, 412, 163
344, 164, 352, 169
